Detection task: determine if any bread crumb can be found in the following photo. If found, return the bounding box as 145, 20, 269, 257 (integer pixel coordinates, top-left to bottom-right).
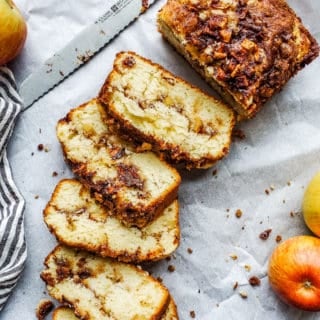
44, 146, 50, 152
230, 254, 238, 260
239, 291, 248, 299
287, 181, 291, 186
37, 144, 44, 151
270, 185, 275, 191
168, 265, 175, 272
290, 211, 295, 217
52, 171, 58, 177
190, 310, 196, 318
77, 50, 93, 64
34, 195, 39, 199
265, 189, 270, 195
165, 256, 171, 261
212, 169, 217, 176
187, 248, 193, 254
36, 299, 54, 320
235, 209, 242, 218
232, 129, 246, 140
275, 235, 282, 243
233, 281, 238, 290
249, 276, 261, 286
244, 264, 251, 272
259, 229, 272, 240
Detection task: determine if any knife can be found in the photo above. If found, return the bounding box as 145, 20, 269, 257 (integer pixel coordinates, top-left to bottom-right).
19, 0, 156, 111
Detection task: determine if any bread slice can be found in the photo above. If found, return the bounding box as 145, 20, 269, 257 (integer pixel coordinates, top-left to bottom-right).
52, 298, 178, 320
157, 0, 319, 119
99, 51, 235, 169
44, 179, 180, 263
41, 245, 170, 320
56, 99, 181, 228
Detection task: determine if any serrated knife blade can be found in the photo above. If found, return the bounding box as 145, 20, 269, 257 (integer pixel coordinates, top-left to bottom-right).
19, 0, 156, 111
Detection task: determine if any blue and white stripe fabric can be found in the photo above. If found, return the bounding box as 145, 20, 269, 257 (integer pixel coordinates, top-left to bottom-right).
0, 67, 26, 311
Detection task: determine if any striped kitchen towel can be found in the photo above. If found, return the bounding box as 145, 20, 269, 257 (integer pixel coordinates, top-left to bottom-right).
0, 67, 26, 311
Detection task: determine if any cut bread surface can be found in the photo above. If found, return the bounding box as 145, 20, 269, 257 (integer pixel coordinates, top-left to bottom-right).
41, 245, 170, 320
157, 0, 319, 119
56, 99, 181, 228
44, 179, 180, 262
99, 51, 235, 169
53, 298, 178, 320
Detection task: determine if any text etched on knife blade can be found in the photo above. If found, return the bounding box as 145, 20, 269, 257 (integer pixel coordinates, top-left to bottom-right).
96, 0, 137, 24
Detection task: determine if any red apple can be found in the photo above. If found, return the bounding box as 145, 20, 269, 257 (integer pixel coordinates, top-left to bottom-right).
268, 235, 320, 311
0, 0, 27, 65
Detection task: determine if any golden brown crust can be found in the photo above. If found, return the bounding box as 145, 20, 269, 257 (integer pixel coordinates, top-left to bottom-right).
99, 51, 235, 169
36, 299, 54, 320
162, 297, 179, 320
158, 0, 319, 118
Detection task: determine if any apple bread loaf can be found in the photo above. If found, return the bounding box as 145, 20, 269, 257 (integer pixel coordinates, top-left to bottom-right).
56, 99, 181, 228
52, 298, 179, 320
157, 0, 319, 119
41, 245, 171, 320
44, 179, 180, 263
99, 51, 235, 169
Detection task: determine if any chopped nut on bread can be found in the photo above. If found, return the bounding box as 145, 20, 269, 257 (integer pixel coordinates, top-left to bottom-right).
158, 0, 319, 119
44, 179, 180, 263
99, 51, 235, 169
41, 245, 170, 320
56, 99, 181, 228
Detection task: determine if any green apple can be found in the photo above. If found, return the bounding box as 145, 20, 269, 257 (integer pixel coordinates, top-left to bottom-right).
303, 171, 320, 237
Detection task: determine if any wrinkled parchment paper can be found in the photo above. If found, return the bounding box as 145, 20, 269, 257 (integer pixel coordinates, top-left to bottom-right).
2, 0, 320, 318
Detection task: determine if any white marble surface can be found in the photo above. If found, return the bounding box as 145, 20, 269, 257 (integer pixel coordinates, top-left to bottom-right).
2, 0, 320, 319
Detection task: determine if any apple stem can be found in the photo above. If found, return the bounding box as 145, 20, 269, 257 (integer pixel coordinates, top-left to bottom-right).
303, 280, 312, 289
5, 0, 14, 9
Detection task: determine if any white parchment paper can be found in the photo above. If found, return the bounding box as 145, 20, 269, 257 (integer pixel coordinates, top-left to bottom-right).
2, 0, 320, 319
